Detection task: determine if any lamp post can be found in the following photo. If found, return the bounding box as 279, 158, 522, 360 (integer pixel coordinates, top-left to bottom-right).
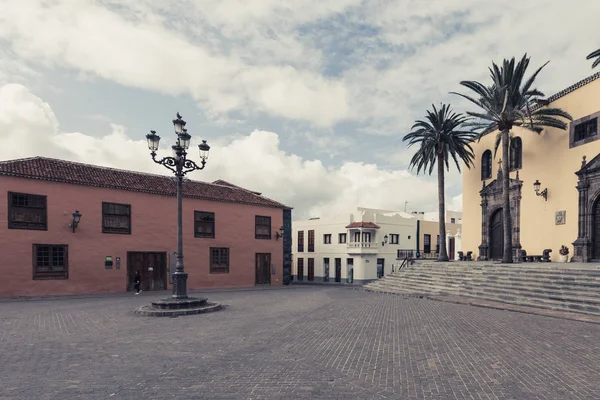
145, 113, 210, 300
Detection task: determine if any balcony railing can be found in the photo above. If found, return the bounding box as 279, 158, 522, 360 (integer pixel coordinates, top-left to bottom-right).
347, 242, 379, 254
347, 242, 378, 249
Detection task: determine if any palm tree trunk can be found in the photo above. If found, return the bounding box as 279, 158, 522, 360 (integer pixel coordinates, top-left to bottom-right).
437, 152, 449, 262
501, 129, 513, 263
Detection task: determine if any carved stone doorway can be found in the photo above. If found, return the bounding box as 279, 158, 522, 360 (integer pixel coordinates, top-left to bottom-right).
478, 166, 522, 261
593, 199, 600, 259
573, 154, 600, 262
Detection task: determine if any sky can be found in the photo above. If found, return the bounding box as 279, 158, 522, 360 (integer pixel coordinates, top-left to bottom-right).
0, 0, 598, 220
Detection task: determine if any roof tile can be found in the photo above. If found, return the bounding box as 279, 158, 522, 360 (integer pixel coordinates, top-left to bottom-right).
0, 157, 290, 210
345, 222, 380, 229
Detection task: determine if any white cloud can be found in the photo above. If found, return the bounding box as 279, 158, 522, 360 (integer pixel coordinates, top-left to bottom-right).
345, 0, 600, 131
0, 48, 39, 86
0, 0, 351, 127
1, 0, 598, 132
1, 0, 595, 220
448, 194, 463, 212
0, 84, 443, 219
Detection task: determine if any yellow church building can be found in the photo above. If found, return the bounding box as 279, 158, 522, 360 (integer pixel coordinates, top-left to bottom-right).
462, 71, 600, 262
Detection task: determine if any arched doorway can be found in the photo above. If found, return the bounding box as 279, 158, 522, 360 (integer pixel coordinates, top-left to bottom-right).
479, 172, 522, 261
593, 199, 600, 260
489, 209, 504, 260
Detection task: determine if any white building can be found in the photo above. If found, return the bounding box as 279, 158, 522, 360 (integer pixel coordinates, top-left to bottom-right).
421, 210, 463, 224
292, 207, 463, 284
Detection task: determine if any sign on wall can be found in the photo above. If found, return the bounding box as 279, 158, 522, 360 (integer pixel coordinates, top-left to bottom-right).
555, 210, 566, 225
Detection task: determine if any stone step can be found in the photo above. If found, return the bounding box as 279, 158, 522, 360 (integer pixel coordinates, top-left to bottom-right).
394, 267, 600, 281
390, 270, 600, 288
405, 263, 600, 275
367, 276, 600, 308
445, 292, 600, 316
403, 262, 600, 272
363, 281, 600, 316
381, 275, 600, 304
366, 263, 600, 317
462, 284, 600, 306
385, 273, 600, 295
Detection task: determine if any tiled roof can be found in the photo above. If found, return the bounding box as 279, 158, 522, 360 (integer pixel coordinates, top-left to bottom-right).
0, 157, 291, 210
211, 179, 262, 196
345, 222, 380, 229
531, 71, 600, 111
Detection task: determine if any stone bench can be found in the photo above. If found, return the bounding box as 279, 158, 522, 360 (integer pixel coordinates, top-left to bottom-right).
521, 249, 552, 263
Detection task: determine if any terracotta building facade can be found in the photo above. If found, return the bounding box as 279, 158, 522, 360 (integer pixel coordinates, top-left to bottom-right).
0, 157, 292, 297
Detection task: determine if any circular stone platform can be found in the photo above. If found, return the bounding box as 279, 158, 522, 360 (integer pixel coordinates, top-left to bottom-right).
134, 296, 223, 317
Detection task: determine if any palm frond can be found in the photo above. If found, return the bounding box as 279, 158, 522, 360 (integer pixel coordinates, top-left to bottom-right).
532, 107, 573, 120
452, 53, 572, 137
403, 103, 477, 175
522, 60, 549, 95
587, 48, 600, 69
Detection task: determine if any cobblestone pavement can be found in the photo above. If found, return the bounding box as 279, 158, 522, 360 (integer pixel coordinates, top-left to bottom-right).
1, 286, 599, 400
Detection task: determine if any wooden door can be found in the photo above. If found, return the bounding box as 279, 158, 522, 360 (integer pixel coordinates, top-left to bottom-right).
323, 258, 330, 282
346, 258, 353, 282
297, 258, 304, 281
377, 258, 385, 278
307, 258, 314, 281
424, 234, 431, 254
127, 252, 167, 292
593, 200, 600, 259
334, 258, 341, 282
449, 237, 455, 261
255, 253, 271, 285
489, 209, 504, 260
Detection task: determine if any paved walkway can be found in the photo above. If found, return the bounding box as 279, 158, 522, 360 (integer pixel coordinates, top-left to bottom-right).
1, 286, 599, 399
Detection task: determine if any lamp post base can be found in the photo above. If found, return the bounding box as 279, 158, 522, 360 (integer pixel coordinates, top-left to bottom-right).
135, 296, 222, 317
172, 270, 189, 299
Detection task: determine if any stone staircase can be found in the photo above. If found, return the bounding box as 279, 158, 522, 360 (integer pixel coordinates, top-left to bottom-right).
362, 262, 600, 317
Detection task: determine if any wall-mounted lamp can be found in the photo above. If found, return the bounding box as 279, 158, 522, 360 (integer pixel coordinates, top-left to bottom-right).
70, 210, 82, 233
275, 226, 284, 240
382, 234, 389, 246
533, 180, 548, 201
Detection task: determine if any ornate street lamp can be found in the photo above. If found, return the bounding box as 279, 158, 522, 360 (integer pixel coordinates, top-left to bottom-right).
533, 179, 548, 201
146, 113, 210, 300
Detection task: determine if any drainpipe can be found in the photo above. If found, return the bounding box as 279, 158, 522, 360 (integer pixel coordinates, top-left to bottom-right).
416, 220, 421, 258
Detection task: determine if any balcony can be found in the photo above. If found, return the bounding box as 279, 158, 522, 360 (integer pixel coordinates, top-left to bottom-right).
347, 241, 379, 254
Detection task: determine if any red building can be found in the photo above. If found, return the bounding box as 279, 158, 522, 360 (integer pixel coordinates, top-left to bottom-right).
0, 157, 292, 297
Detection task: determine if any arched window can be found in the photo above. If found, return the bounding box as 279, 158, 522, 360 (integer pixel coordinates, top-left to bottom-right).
481, 150, 492, 180
510, 137, 522, 170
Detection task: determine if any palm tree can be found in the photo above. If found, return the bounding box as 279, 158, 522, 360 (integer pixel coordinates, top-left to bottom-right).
452, 54, 572, 263
403, 104, 477, 262
586, 49, 600, 68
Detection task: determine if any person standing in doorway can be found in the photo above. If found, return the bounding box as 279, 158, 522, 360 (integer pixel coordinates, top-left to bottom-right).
134, 270, 142, 295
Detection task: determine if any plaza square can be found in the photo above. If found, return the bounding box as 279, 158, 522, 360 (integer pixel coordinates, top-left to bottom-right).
1, 286, 599, 400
